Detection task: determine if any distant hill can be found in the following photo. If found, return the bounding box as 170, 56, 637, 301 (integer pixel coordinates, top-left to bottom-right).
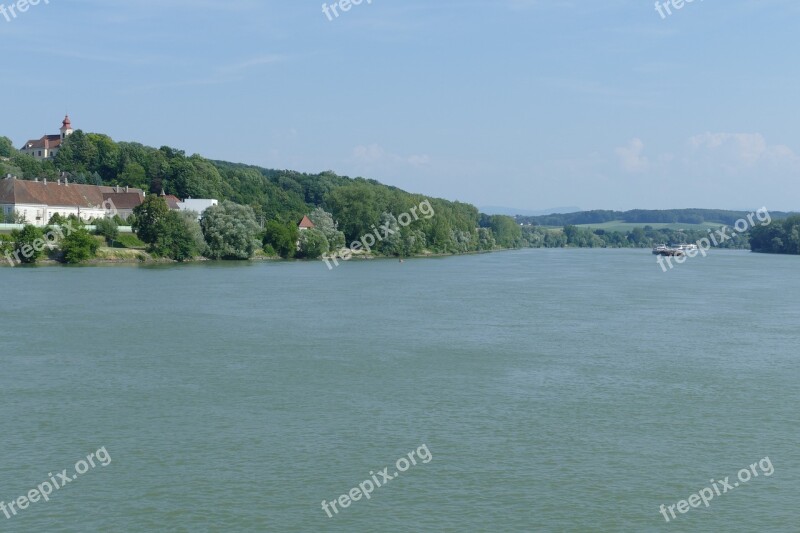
480, 206, 582, 217
517, 209, 797, 228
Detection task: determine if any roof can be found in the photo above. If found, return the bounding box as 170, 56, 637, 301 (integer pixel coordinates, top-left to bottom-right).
62, 115, 72, 129
164, 195, 181, 210
22, 135, 63, 150
299, 215, 315, 229
102, 192, 145, 210
0, 178, 144, 209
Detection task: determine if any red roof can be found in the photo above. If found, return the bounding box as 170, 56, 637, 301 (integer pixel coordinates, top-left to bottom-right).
62, 115, 72, 129
23, 134, 63, 150
299, 216, 315, 229
0, 178, 144, 208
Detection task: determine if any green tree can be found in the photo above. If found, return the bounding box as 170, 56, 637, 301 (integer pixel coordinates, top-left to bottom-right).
177, 210, 208, 257
61, 225, 100, 264
132, 195, 170, 245
263, 220, 298, 259
324, 182, 381, 242
377, 212, 403, 256
0, 136, 15, 158
308, 207, 346, 251
201, 201, 261, 260
9, 153, 42, 178
119, 162, 148, 190
151, 211, 197, 261
94, 217, 119, 245
489, 215, 522, 248
297, 228, 329, 259
10, 225, 45, 264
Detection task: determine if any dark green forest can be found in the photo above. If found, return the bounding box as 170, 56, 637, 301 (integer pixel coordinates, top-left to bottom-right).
749, 216, 800, 254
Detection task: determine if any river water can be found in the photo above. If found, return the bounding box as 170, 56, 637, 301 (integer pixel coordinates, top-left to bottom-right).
1, 249, 797, 531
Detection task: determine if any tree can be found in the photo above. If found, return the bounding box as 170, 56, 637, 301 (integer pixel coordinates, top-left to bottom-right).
119, 162, 148, 190
94, 217, 119, 245
0, 136, 15, 158
151, 211, 197, 261
324, 183, 381, 242
132, 195, 170, 245
489, 215, 522, 248
376, 212, 403, 256
477, 228, 496, 250
10, 225, 45, 264
200, 201, 261, 260
297, 228, 329, 259
177, 210, 208, 257
308, 207, 346, 251
263, 220, 298, 259
61, 225, 99, 263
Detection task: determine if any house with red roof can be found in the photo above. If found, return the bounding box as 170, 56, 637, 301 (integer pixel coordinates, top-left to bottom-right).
298, 216, 315, 231
20, 115, 74, 161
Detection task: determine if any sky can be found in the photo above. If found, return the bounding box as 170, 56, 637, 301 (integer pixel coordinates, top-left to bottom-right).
1, 0, 798, 212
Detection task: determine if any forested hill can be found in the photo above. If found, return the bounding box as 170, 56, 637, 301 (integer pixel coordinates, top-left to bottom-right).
0, 131, 502, 252
518, 208, 796, 227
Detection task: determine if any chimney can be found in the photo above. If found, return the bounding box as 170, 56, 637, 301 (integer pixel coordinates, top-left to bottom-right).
65, 176, 69, 186
44, 178, 47, 185
35, 178, 39, 182
126, 186, 129, 193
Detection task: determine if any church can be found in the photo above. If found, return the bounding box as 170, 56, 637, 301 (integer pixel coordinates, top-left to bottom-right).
19, 115, 75, 161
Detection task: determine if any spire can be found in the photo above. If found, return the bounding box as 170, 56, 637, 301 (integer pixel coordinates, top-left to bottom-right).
62, 114, 71, 129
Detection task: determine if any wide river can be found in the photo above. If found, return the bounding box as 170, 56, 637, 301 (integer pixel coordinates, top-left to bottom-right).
1, 249, 797, 532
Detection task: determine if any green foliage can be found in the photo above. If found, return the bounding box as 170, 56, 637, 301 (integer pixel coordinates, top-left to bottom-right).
201, 201, 261, 260
489, 215, 522, 248
61, 226, 100, 264
324, 182, 382, 242
297, 228, 329, 259
177, 210, 208, 256
94, 217, 119, 245
10, 225, 45, 264
151, 211, 198, 261
132, 195, 170, 244
0, 234, 13, 259
48, 213, 67, 226
1, 128, 578, 257
0, 136, 15, 158
263, 220, 298, 259
477, 228, 496, 251
377, 212, 403, 256
307, 207, 346, 251
750, 215, 800, 254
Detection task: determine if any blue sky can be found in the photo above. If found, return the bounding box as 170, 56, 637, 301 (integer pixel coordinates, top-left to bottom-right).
2, 0, 798, 211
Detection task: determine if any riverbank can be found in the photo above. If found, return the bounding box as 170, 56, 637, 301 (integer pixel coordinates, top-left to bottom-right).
0, 245, 500, 267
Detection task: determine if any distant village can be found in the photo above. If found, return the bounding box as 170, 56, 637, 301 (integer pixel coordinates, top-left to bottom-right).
1, 116, 219, 226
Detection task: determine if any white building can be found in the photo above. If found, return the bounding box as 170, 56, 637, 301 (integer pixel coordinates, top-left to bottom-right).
0, 176, 144, 226
19, 116, 74, 161
177, 198, 218, 218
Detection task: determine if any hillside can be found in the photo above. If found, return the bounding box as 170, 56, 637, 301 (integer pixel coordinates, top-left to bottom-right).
0, 131, 512, 254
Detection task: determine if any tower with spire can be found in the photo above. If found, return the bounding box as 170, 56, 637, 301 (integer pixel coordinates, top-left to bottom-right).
60, 115, 73, 140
